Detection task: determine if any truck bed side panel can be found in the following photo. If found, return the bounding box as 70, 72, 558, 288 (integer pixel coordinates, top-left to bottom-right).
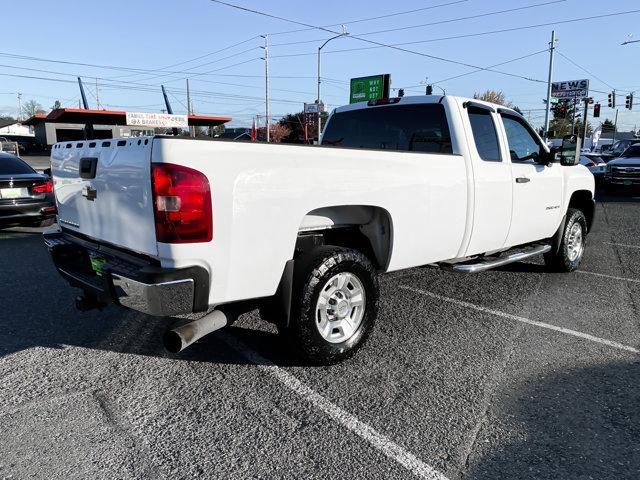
152, 138, 468, 305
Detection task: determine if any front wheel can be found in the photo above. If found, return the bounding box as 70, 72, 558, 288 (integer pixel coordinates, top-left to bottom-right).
283, 246, 379, 365
544, 208, 587, 272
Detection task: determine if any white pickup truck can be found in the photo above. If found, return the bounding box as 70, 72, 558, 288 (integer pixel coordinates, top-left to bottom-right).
45, 95, 595, 364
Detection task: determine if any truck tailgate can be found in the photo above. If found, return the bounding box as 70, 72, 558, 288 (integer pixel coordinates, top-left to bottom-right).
51, 137, 157, 256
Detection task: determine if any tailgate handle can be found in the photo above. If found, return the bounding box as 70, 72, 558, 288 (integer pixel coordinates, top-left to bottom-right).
79, 157, 98, 179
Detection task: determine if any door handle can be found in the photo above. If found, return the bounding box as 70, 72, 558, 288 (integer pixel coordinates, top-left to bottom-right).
515, 177, 530, 183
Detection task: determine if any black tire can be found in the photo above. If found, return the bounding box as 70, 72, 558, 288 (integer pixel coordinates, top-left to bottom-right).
544, 208, 587, 272
282, 246, 379, 365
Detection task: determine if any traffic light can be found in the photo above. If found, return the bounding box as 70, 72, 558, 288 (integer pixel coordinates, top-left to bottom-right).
593, 103, 601, 117
608, 91, 615, 108
426, 84, 433, 95
626, 93, 634, 110
555, 103, 568, 118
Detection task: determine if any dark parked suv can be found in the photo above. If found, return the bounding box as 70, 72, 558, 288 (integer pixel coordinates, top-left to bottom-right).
0, 152, 56, 229
604, 144, 640, 192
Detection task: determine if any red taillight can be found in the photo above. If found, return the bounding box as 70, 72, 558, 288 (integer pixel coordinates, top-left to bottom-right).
33, 179, 53, 194
151, 163, 212, 244
41, 206, 57, 214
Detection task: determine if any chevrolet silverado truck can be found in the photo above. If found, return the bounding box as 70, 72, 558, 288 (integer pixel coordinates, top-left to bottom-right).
44, 95, 595, 364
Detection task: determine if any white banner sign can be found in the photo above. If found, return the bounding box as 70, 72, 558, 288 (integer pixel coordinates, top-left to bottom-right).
551, 79, 589, 100
125, 112, 188, 128
304, 102, 325, 114
591, 124, 603, 147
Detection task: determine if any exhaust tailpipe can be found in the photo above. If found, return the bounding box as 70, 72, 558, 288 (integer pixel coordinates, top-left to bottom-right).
163, 309, 232, 354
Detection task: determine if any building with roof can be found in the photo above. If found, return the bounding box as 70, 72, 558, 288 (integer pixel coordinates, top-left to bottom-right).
0, 119, 33, 137
22, 108, 232, 147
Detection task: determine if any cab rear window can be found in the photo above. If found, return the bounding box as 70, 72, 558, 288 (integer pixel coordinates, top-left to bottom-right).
322, 103, 452, 154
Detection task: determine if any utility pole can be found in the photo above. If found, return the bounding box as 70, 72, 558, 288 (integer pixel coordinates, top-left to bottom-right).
582, 98, 589, 147
17, 92, 22, 121
317, 27, 348, 144
571, 94, 577, 134
186, 79, 195, 138
543, 30, 556, 141
261, 34, 270, 143
612, 108, 619, 143
95, 78, 100, 109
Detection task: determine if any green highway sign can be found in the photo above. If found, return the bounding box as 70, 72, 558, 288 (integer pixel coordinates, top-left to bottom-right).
349, 74, 390, 104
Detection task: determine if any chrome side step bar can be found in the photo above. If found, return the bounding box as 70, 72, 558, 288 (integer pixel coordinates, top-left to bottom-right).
448, 244, 551, 274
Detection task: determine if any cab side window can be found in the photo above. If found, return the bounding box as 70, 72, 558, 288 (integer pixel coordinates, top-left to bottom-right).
467, 107, 501, 162
501, 115, 542, 163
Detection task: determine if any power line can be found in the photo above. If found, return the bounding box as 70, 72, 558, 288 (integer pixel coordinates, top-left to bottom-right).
209, 0, 546, 84
269, 9, 640, 59
432, 48, 549, 84
0, 51, 258, 78
168, 90, 189, 111
268, 0, 469, 35
355, 0, 565, 37
122, 47, 261, 84
556, 51, 617, 91
271, 0, 564, 46
0, 70, 311, 110
109, 35, 261, 80
1, 58, 329, 103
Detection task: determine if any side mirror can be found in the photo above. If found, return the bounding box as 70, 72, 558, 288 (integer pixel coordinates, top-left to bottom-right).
559, 134, 581, 166
536, 146, 559, 165
43, 167, 52, 177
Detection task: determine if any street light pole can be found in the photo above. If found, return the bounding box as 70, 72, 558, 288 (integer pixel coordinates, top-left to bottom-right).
543, 30, 556, 141
260, 34, 270, 142
317, 27, 348, 143
264, 34, 270, 143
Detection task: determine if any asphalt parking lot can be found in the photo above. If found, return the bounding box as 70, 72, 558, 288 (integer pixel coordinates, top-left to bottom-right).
1, 190, 639, 480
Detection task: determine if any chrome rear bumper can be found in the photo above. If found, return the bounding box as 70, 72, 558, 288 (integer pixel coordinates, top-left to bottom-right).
44, 230, 209, 316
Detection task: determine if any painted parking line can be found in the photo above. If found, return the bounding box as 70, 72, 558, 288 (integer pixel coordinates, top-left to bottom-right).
576, 270, 640, 284
220, 331, 449, 480
399, 285, 639, 355
605, 241, 640, 250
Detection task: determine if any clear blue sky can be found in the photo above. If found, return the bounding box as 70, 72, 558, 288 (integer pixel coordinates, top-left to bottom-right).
1, 0, 639, 130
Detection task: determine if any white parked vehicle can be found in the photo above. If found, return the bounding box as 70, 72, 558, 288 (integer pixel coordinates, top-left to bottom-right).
45, 95, 595, 364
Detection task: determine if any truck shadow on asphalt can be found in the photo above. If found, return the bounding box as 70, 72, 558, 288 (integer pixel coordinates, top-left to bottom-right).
0, 232, 305, 367
468, 360, 640, 480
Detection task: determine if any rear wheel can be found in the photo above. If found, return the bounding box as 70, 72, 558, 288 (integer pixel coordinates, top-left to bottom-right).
282, 246, 378, 365
544, 208, 587, 272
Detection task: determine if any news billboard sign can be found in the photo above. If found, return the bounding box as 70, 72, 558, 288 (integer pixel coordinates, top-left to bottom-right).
551, 79, 589, 100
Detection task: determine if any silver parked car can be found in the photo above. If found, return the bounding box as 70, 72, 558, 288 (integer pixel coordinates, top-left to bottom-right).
579, 155, 607, 183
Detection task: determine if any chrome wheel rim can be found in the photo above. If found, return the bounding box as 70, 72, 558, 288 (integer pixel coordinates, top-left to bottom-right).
315, 272, 366, 344
567, 223, 584, 262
